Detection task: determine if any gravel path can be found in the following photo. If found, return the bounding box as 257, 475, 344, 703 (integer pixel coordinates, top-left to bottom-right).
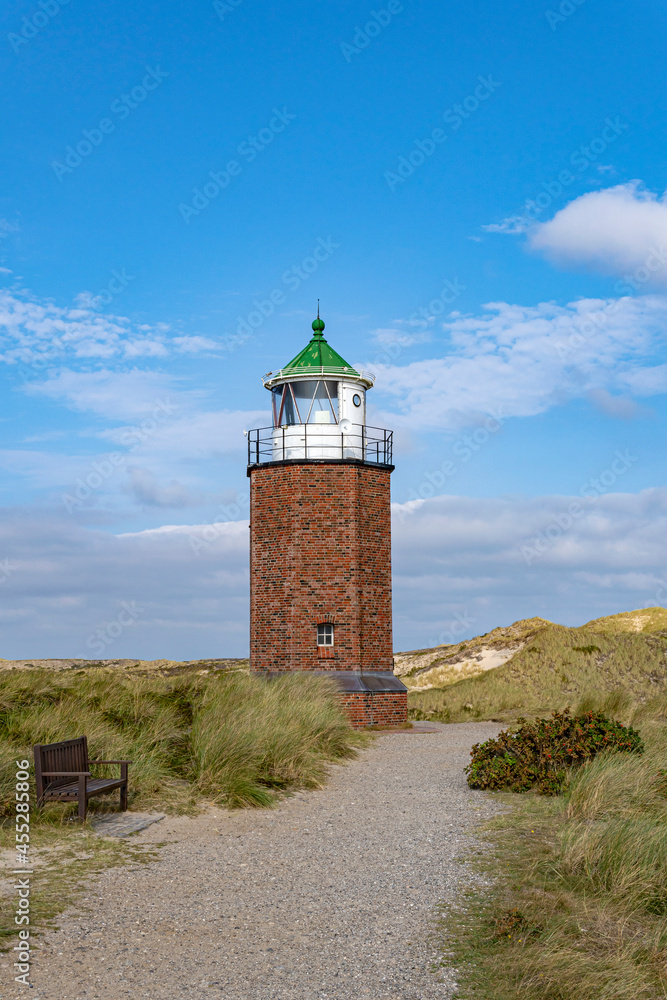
10, 723, 501, 1000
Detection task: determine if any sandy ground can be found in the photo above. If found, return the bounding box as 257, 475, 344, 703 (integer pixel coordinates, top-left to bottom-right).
3, 723, 502, 1000
0, 658, 246, 672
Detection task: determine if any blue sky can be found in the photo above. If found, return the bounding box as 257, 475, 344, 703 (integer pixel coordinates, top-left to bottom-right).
1, 0, 666, 658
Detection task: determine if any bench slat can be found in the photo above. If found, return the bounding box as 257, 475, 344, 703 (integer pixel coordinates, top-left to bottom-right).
43, 778, 126, 797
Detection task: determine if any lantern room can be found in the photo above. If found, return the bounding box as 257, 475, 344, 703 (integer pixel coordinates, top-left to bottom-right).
247, 314, 392, 467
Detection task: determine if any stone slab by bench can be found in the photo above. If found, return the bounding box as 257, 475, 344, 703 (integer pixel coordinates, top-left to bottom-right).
90, 812, 166, 838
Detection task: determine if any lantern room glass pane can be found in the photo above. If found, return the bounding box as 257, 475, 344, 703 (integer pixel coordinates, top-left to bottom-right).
292, 380, 317, 413
282, 386, 298, 425
313, 381, 338, 423
272, 387, 283, 427
275, 381, 338, 426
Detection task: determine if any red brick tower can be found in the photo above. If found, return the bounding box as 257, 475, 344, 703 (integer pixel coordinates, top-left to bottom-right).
247, 313, 407, 726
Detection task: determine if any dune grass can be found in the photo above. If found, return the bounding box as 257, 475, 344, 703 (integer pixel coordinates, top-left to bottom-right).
408, 623, 667, 724
442, 706, 667, 1000
191, 670, 365, 807
0, 666, 364, 817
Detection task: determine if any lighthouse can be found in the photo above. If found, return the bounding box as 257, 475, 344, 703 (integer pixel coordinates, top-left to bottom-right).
246, 312, 407, 727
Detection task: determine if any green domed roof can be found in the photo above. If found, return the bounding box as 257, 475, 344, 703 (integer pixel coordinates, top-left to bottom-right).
283, 313, 360, 376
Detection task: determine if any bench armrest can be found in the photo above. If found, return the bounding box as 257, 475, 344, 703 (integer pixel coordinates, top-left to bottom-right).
41, 771, 91, 777
88, 760, 132, 765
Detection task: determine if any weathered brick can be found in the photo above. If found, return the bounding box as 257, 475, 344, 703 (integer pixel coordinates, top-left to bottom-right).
249, 462, 393, 672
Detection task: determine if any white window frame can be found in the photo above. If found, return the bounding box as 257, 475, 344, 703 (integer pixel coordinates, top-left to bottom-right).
317, 623, 334, 646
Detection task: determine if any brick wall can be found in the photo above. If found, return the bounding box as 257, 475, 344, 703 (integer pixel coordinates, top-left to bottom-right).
338, 691, 408, 727
249, 461, 393, 672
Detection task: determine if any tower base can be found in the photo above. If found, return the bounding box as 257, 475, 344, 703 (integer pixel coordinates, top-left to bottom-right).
328, 671, 408, 728
338, 690, 408, 727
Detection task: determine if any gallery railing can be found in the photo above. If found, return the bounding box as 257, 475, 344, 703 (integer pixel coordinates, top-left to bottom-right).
247, 423, 393, 468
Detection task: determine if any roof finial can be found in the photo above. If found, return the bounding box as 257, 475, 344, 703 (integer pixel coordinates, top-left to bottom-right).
312, 302, 325, 336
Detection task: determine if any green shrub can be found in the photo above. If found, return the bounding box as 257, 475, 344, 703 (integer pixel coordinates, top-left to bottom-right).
466, 709, 644, 794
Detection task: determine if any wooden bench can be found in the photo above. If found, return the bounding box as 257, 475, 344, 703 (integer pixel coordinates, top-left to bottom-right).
33, 736, 130, 822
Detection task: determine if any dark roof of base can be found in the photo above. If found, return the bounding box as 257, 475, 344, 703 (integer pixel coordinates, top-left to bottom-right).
265, 670, 407, 693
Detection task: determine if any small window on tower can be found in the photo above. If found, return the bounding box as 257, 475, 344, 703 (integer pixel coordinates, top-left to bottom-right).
317, 623, 334, 646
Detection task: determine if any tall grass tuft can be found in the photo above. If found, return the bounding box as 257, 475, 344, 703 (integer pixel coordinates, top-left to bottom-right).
192, 672, 364, 807
0, 667, 364, 819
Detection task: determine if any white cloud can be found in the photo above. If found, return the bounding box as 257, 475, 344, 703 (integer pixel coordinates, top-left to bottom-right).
0, 288, 156, 364
481, 215, 532, 235
529, 182, 667, 283
372, 294, 667, 431
123, 467, 202, 508
122, 339, 170, 359
371, 327, 432, 348
0, 287, 225, 368
118, 523, 213, 538
172, 335, 220, 353
22, 369, 266, 460
24, 368, 181, 421
587, 388, 650, 420
0, 448, 88, 489
101, 408, 267, 462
